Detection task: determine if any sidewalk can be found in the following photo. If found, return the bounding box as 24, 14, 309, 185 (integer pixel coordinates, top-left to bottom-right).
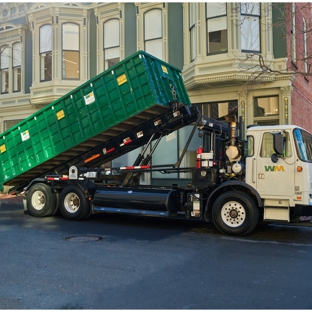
0, 193, 23, 204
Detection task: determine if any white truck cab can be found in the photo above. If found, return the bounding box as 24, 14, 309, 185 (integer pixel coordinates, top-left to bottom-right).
245, 125, 312, 222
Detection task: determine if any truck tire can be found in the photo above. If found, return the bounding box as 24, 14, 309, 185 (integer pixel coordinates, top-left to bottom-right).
27, 183, 58, 217
59, 185, 91, 220
212, 191, 259, 235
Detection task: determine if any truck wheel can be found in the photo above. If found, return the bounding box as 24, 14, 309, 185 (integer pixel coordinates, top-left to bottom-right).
59, 185, 90, 220
212, 191, 259, 235
27, 183, 58, 217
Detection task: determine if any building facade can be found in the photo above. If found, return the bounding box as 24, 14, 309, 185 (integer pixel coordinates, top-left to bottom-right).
0, 2, 311, 186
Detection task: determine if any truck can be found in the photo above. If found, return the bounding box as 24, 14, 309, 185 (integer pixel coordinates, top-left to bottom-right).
1, 51, 312, 236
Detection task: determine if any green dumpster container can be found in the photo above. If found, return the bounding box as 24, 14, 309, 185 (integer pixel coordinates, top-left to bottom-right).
0, 51, 191, 191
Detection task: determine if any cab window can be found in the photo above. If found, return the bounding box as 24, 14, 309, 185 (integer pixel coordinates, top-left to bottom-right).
246, 135, 254, 157
260, 132, 292, 158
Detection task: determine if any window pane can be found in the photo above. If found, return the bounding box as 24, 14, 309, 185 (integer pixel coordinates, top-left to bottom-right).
260, 132, 292, 158
13, 43, 22, 67
199, 101, 237, 120
13, 67, 21, 91
190, 27, 196, 61
152, 133, 178, 179
179, 126, 202, 178
208, 30, 227, 53
62, 51, 79, 79
241, 16, 260, 51
206, 2, 226, 18
145, 39, 162, 60
1, 46, 9, 69
284, 132, 292, 157
145, 9, 162, 40
63, 23, 79, 50
260, 132, 274, 158
40, 52, 52, 81
189, 3, 196, 26
294, 129, 312, 162
40, 25, 52, 53
247, 136, 254, 157
1, 70, 9, 93
104, 47, 120, 69
208, 16, 226, 32
4, 119, 23, 130
104, 19, 119, 48
207, 16, 227, 54
241, 3, 260, 15
254, 96, 278, 117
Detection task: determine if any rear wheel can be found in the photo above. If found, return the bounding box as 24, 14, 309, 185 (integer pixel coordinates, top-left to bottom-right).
212, 191, 259, 235
26, 183, 58, 217
59, 185, 91, 220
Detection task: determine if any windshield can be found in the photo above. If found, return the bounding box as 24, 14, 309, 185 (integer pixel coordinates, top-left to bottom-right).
293, 128, 312, 161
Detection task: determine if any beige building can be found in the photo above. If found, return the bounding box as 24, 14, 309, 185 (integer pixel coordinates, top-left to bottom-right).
0, 2, 306, 185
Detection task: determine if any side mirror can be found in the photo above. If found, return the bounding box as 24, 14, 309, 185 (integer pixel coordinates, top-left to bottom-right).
271, 153, 279, 163
271, 132, 283, 156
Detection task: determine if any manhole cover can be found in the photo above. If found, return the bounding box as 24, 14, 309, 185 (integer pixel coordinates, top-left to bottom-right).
65, 235, 104, 242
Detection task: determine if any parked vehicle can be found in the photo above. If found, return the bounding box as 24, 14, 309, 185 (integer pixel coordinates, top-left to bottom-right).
1, 51, 312, 235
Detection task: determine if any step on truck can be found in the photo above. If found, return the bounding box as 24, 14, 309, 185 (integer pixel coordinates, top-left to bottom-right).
1, 51, 312, 235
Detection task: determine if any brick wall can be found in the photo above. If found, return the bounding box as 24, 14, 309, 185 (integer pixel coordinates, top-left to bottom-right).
284, 3, 312, 131
291, 86, 312, 132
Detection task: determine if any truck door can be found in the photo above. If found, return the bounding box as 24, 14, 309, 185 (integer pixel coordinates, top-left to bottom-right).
255, 131, 295, 197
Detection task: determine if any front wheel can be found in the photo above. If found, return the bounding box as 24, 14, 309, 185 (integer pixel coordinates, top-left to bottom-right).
212, 191, 259, 235
59, 185, 91, 220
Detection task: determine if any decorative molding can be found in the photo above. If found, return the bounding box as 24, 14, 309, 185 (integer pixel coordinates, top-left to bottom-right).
284, 96, 288, 122
241, 100, 245, 122
280, 86, 293, 96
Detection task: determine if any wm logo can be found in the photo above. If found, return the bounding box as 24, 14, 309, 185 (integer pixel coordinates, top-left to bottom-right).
264, 166, 285, 172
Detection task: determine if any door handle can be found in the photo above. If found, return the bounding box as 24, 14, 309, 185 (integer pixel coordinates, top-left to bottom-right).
252, 158, 256, 184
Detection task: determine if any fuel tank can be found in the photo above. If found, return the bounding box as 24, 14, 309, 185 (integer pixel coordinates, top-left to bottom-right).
92, 187, 178, 216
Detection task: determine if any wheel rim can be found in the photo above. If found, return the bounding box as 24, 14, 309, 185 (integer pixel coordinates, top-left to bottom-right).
31, 190, 46, 210
221, 200, 246, 228
64, 192, 80, 213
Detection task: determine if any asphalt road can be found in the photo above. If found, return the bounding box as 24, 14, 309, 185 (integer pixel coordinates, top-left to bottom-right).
1, 197, 312, 309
